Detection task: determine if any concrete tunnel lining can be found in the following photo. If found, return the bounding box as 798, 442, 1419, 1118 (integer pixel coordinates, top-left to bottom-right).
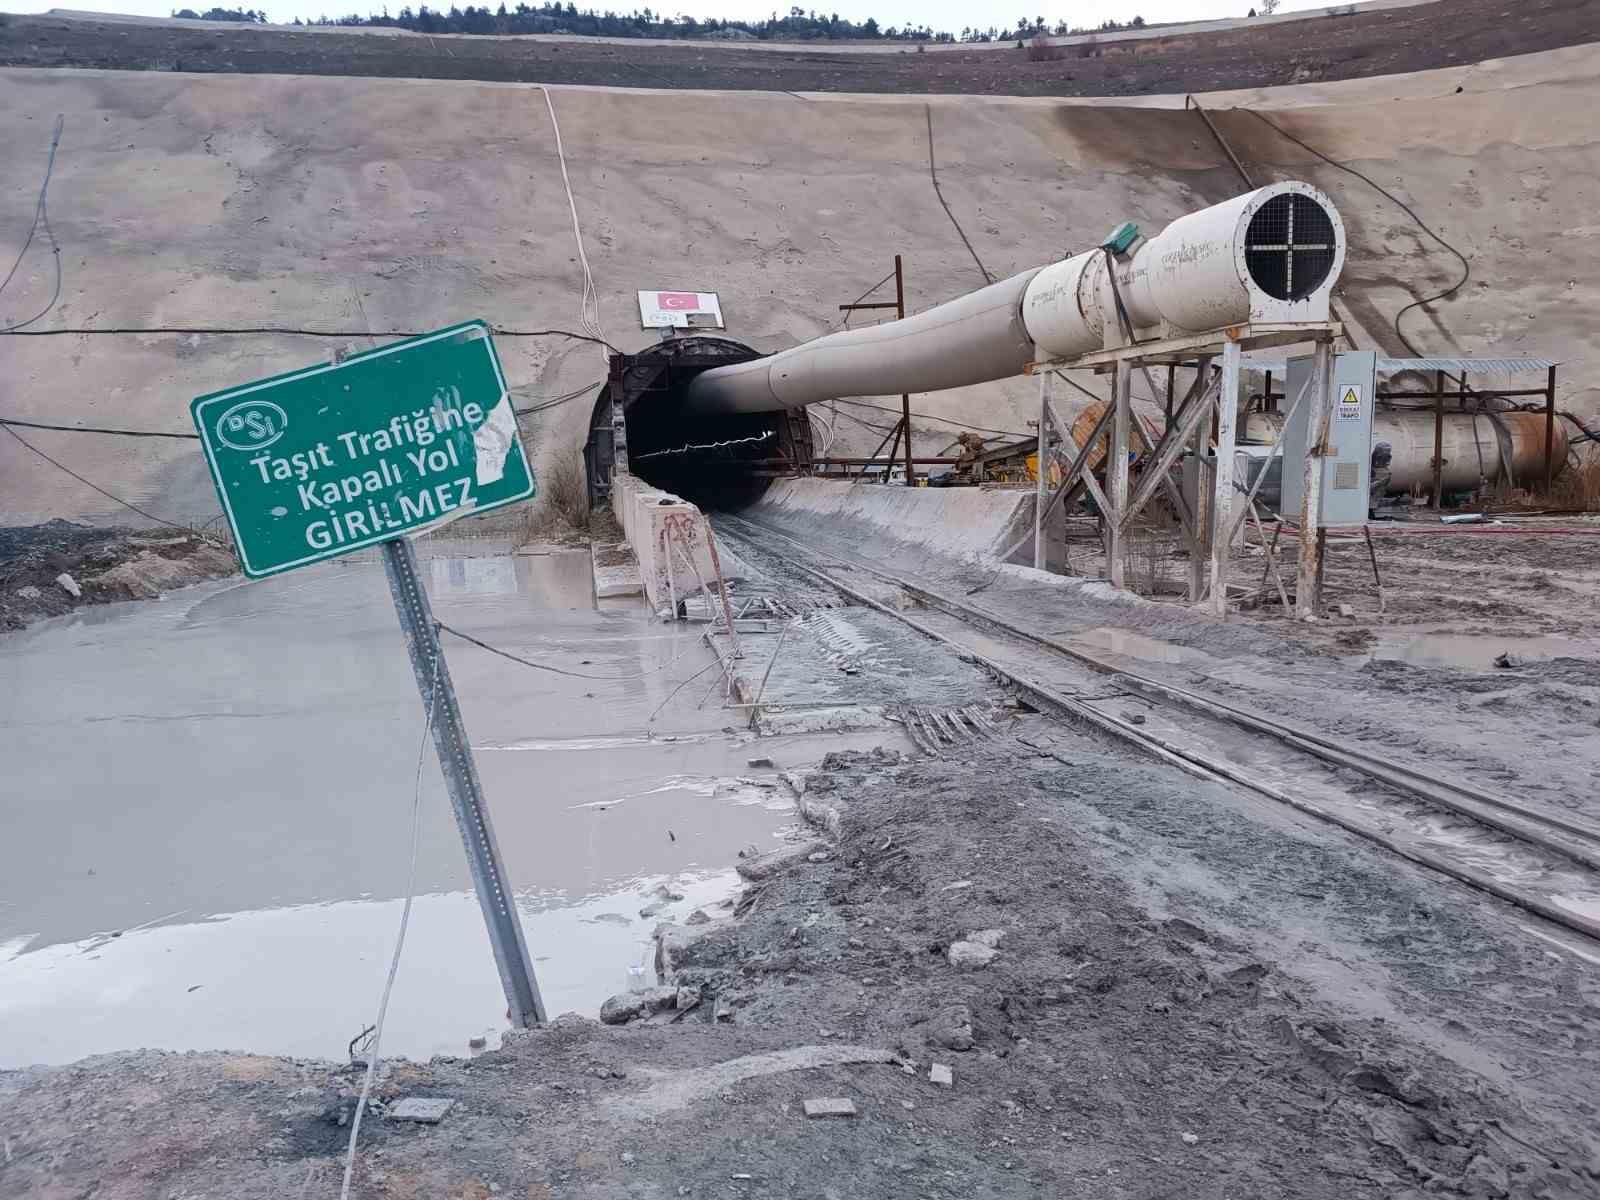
587, 335, 814, 509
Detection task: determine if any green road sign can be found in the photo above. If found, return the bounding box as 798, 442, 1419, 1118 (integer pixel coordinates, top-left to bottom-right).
192, 321, 536, 578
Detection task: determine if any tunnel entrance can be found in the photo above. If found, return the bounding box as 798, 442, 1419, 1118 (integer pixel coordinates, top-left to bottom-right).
585, 336, 813, 510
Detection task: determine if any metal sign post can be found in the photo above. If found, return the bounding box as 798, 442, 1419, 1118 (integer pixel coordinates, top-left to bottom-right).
191, 319, 546, 1027
383, 536, 546, 1028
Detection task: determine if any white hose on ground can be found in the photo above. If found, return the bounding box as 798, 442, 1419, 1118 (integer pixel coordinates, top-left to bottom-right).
338, 650, 440, 1200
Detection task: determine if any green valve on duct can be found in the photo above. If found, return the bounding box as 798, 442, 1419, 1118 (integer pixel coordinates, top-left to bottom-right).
192, 320, 536, 578
1100, 221, 1141, 255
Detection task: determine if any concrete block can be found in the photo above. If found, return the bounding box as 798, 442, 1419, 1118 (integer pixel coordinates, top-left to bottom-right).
947, 940, 998, 969
388, 1097, 455, 1124
736, 839, 827, 882
610, 472, 719, 617
802, 1098, 858, 1118
929, 1063, 954, 1088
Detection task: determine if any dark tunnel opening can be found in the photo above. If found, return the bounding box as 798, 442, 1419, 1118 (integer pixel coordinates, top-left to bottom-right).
585, 336, 813, 510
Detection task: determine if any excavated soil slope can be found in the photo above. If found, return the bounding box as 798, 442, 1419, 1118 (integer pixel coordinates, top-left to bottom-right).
1, 46, 1597, 527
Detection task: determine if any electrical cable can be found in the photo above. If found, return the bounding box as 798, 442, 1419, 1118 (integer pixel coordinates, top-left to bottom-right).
631, 430, 775, 460
647, 658, 724, 725
338, 646, 440, 1200
1, 115, 65, 333
833, 397, 1031, 439
512, 379, 603, 416
0, 421, 190, 529
834, 269, 896, 331
0, 325, 619, 350
1246, 109, 1470, 358
0, 416, 198, 439
437, 619, 705, 681
540, 88, 609, 362
924, 104, 993, 286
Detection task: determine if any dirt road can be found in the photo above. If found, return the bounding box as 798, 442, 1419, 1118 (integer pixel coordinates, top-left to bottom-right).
6, 740, 1597, 1198
3, 0, 1597, 96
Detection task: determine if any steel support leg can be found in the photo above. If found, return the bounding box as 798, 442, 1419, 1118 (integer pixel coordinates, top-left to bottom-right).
1208, 339, 1240, 617
1188, 382, 1208, 603
1295, 342, 1333, 620
1107, 361, 1131, 589
1034, 371, 1050, 570
382, 537, 546, 1028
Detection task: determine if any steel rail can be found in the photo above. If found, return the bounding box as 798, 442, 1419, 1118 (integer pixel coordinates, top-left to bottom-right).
715, 513, 1600, 946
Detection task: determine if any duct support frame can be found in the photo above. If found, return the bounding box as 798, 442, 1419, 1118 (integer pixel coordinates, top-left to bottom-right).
1028, 320, 1340, 619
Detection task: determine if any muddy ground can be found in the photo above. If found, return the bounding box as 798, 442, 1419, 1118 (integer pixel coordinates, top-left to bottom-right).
5, 742, 1597, 1198
3, 0, 1597, 96
0, 518, 237, 631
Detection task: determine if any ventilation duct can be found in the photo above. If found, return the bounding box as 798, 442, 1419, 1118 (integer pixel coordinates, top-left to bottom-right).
685, 182, 1345, 417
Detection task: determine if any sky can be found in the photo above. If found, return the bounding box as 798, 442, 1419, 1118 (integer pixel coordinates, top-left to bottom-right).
7, 0, 1333, 36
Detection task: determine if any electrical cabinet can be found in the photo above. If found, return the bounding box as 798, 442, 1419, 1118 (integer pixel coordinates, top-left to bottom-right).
1280, 350, 1376, 527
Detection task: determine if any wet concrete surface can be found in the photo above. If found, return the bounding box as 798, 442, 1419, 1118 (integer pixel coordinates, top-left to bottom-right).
0, 542, 895, 1067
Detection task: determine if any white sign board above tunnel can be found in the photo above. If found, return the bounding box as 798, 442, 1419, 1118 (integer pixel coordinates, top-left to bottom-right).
638, 290, 724, 330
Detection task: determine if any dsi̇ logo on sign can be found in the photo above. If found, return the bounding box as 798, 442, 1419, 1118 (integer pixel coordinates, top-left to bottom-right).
216, 399, 289, 452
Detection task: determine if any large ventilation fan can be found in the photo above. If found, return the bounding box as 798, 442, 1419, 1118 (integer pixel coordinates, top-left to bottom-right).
1244, 191, 1338, 302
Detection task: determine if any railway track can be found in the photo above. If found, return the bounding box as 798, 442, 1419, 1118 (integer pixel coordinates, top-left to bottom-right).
714, 512, 1600, 950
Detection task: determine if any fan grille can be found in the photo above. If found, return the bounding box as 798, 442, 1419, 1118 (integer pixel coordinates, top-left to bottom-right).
1244, 192, 1336, 302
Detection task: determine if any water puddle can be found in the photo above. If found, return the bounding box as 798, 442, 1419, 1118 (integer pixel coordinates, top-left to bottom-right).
0, 548, 817, 1068
1059, 626, 1219, 668
0, 870, 744, 1067
1374, 632, 1597, 670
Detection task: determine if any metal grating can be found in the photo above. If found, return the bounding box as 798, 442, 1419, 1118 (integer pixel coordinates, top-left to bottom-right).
1244, 193, 1336, 301
1332, 461, 1359, 490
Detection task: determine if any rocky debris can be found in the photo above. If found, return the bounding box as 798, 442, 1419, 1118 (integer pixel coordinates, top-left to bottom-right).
925, 1004, 974, 1052
796, 793, 844, 837
779, 770, 811, 797
802, 1098, 858, 1118
655, 916, 736, 977
1, 522, 237, 632
675, 985, 702, 1011
1180, 1131, 1200, 1145
947, 941, 996, 968
685, 908, 710, 926
388, 1097, 455, 1124
946, 929, 1004, 969
929, 1063, 954, 1088
639, 881, 687, 918
736, 838, 827, 882
599, 986, 680, 1026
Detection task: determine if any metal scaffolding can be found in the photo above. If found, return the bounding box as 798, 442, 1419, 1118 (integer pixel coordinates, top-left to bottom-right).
1029, 321, 1341, 619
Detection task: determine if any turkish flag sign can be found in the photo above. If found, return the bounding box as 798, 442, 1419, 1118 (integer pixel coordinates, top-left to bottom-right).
656, 291, 701, 310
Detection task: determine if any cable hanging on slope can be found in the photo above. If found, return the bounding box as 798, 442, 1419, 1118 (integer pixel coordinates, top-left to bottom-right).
0, 421, 189, 530
0, 324, 618, 349
540, 87, 609, 363
924, 105, 993, 286
1246, 109, 1470, 357
1, 115, 65, 333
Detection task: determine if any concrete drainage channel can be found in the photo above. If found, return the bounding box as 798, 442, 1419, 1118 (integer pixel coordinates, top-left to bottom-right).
711, 512, 1600, 955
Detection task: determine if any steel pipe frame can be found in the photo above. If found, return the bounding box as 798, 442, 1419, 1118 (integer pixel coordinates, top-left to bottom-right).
1033, 321, 1340, 618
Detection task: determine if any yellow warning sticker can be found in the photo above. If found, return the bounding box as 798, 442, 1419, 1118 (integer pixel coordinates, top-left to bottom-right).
1336, 384, 1362, 420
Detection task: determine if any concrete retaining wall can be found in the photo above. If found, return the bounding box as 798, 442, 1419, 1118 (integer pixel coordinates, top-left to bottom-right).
611, 471, 720, 616
748, 478, 1039, 564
